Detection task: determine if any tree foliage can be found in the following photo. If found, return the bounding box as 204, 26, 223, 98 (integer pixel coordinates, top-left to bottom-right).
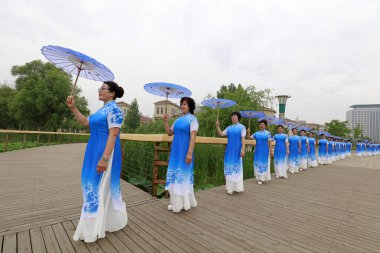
325, 119, 351, 138
4, 60, 90, 131
123, 98, 142, 133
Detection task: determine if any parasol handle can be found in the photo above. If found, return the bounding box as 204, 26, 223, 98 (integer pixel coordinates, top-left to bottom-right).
217, 107, 220, 121
165, 92, 169, 120
70, 63, 83, 97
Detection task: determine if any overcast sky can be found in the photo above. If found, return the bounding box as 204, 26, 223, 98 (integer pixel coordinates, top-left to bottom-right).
1, 0, 379, 124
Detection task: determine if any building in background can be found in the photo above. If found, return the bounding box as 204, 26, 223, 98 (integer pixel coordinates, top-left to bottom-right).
262, 106, 276, 117
347, 104, 380, 141
140, 115, 153, 124
153, 100, 180, 121
116, 101, 129, 116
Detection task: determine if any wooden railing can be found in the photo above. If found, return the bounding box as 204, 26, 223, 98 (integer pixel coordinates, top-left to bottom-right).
120, 134, 256, 196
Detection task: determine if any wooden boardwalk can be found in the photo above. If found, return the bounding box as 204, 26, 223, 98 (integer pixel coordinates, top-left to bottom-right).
1, 144, 379, 253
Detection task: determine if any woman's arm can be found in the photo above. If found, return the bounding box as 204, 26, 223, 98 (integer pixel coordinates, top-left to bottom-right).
66, 96, 88, 127
298, 141, 301, 153
241, 136, 246, 157
307, 141, 310, 153
215, 121, 225, 137
163, 114, 174, 136
186, 131, 197, 163
96, 127, 119, 173
286, 141, 290, 155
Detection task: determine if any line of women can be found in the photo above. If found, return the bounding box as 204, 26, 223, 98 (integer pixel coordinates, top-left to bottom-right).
67, 84, 380, 243
356, 141, 380, 157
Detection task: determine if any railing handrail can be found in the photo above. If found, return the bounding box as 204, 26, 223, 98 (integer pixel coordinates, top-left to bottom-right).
0, 129, 90, 136
120, 134, 257, 145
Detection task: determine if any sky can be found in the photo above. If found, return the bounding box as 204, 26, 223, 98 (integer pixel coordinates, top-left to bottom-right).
1, 0, 379, 124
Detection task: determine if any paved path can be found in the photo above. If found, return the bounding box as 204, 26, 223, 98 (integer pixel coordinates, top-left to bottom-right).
1, 144, 379, 252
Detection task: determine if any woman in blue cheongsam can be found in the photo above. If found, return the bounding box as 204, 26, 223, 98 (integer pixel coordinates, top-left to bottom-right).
251, 119, 271, 185
164, 97, 198, 213
272, 125, 289, 179
216, 111, 246, 194
288, 128, 301, 173
307, 132, 318, 168
318, 134, 329, 165
67, 81, 128, 243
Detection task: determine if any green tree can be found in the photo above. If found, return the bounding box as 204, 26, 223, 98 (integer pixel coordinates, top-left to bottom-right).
325, 120, 351, 137
124, 98, 142, 133
0, 84, 18, 129
353, 124, 364, 139
9, 60, 90, 131
197, 83, 275, 136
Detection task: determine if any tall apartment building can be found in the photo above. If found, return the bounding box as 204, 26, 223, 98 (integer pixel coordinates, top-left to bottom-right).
346, 104, 380, 141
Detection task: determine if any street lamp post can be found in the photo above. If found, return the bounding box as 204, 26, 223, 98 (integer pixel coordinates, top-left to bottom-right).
275, 95, 291, 119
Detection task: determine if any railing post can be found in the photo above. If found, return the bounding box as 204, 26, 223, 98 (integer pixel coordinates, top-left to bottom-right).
23, 134, 26, 149
152, 142, 160, 197
3, 133, 9, 152
48, 134, 51, 144
37, 134, 40, 146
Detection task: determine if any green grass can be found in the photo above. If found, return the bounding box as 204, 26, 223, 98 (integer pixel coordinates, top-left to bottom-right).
121, 141, 275, 195
0, 133, 89, 152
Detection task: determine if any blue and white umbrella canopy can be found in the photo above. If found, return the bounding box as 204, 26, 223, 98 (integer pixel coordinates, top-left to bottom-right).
143, 82, 191, 116
258, 116, 281, 125
41, 45, 114, 96
239, 110, 266, 131
201, 98, 236, 120
239, 110, 266, 119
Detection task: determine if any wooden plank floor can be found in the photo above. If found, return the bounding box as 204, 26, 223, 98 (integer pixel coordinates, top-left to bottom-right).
1, 144, 380, 253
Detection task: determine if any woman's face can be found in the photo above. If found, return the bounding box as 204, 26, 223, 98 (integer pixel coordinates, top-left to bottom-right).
259, 122, 266, 130
277, 127, 284, 133
231, 114, 239, 123
300, 131, 305, 136
98, 84, 114, 102
180, 101, 189, 114
292, 129, 297, 135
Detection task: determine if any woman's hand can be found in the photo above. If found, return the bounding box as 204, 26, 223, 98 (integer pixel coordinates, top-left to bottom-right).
286, 150, 290, 156
240, 150, 245, 157
96, 159, 108, 173
66, 96, 76, 109
163, 113, 168, 123
185, 152, 193, 164
270, 151, 274, 158
215, 120, 220, 128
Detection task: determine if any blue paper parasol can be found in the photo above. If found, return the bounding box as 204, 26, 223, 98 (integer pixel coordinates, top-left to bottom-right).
144, 82, 191, 117
41, 45, 114, 96
239, 110, 266, 132
258, 116, 286, 130
201, 98, 236, 120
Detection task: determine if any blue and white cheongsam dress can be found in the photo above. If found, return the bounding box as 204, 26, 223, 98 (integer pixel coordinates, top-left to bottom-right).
165, 113, 199, 212
327, 141, 334, 164
74, 100, 128, 243
273, 133, 288, 178
252, 130, 271, 182
307, 137, 318, 167
288, 135, 301, 173
318, 138, 328, 165
223, 123, 246, 193
300, 136, 309, 169
356, 142, 362, 157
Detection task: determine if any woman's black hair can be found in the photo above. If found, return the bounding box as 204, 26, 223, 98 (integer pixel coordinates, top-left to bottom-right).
321, 133, 325, 137
292, 127, 297, 131
230, 111, 241, 121
277, 125, 284, 129
104, 81, 124, 99
180, 97, 196, 114
300, 129, 306, 133
258, 119, 267, 126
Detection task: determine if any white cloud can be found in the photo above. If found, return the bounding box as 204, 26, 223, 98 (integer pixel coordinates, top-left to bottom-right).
1, 0, 379, 124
